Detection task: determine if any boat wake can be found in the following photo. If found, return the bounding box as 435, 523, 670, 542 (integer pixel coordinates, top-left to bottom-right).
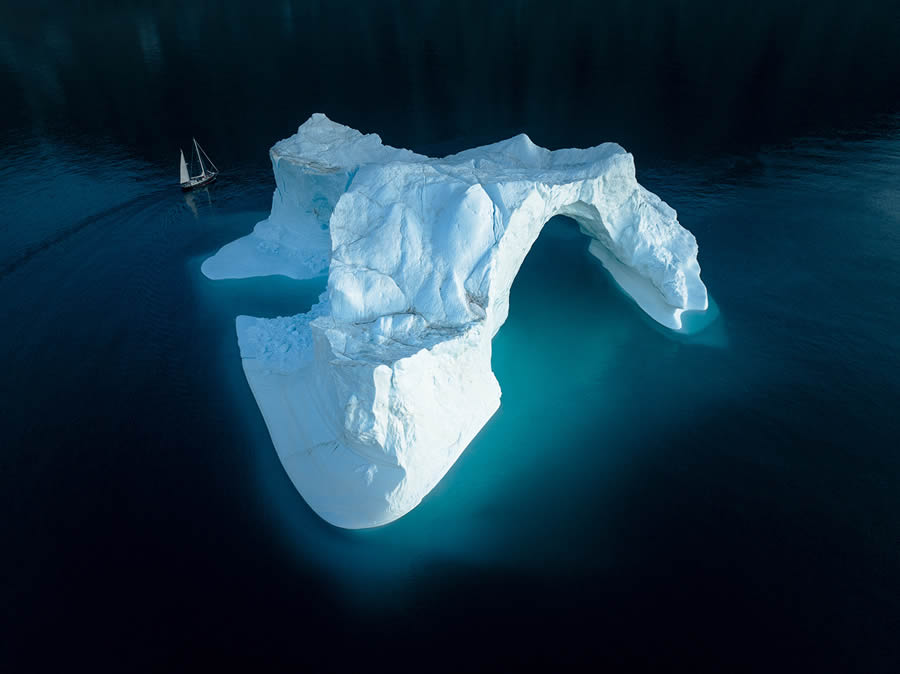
0, 189, 171, 282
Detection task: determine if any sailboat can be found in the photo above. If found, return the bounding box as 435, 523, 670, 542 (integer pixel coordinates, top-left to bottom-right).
179, 138, 219, 191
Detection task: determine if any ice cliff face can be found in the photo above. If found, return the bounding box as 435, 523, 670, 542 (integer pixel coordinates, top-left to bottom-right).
203, 114, 708, 529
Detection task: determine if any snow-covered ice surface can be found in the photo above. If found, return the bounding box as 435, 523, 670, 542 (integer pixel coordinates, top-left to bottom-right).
204, 114, 708, 529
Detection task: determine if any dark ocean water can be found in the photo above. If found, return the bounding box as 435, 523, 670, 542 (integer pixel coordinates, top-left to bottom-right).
2, 1, 899, 670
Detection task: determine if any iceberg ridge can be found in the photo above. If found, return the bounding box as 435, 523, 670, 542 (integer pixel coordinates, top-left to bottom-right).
204, 114, 708, 528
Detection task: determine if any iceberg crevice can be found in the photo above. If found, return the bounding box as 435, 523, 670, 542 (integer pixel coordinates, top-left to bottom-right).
204, 114, 708, 528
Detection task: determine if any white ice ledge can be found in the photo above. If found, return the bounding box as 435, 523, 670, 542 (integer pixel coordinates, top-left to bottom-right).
204, 114, 708, 528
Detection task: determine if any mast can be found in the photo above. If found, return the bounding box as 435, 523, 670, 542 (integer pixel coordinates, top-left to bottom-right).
194, 139, 218, 174
179, 150, 190, 184
193, 138, 206, 177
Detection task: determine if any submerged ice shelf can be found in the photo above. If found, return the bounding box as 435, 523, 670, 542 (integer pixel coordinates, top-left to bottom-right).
203, 114, 708, 529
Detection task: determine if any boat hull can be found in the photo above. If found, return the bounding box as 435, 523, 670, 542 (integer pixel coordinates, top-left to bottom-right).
181, 172, 217, 191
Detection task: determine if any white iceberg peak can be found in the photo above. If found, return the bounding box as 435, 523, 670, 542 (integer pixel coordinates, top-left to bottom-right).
204, 115, 708, 528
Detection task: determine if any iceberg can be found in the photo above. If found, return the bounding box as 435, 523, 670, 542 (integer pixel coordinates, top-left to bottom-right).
203, 114, 708, 529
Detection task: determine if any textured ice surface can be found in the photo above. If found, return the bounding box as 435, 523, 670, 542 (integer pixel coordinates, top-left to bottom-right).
204, 114, 708, 528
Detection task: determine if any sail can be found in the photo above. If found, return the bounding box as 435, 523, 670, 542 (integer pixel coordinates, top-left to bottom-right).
179, 150, 190, 184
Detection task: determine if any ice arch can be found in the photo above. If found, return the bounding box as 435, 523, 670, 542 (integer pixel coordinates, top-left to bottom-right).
203, 114, 708, 528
